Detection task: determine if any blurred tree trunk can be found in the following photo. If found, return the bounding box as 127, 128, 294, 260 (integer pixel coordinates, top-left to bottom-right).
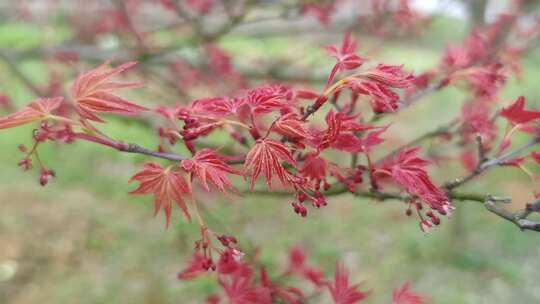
463, 0, 488, 27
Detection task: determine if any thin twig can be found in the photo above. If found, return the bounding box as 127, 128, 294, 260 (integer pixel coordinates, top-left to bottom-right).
445, 138, 540, 190
484, 196, 540, 232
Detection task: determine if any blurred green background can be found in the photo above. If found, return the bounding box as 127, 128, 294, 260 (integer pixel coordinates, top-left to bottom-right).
1, 2, 540, 304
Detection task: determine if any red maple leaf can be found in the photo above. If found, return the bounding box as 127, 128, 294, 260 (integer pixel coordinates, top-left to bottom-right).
244, 138, 297, 191
325, 32, 365, 85
0, 97, 63, 130
348, 80, 400, 113
500, 96, 540, 125
392, 282, 427, 304
181, 148, 241, 194
285, 247, 325, 287
364, 64, 414, 88
177, 253, 208, 280
328, 263, 368, 304
244, 84, 293, 115
272, 113, 309, 140
381, 147, 450, 213
129, 162, 192, 226
220, 270, 272, 304
70, 61, 148, 122
190, 96, 244, 117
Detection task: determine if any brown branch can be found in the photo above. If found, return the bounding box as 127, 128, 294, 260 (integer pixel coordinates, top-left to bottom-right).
445, 138, 540, 190
247, 184, 485, 203
73, 132, 188, 161
484, 196, 540, 232
73, 132, 247, 164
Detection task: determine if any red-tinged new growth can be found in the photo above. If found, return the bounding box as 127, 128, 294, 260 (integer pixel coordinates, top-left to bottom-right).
326, 32, 366, 86
500, 96, 540, 125
272, 112, 309, 141
244, 138, 297, 191
181, 148, 241, 194
377, 147, 452, 227
392, 282, 428, 304
129, 162, 192, 226
0, 97, 63, 130
70, 61, 148, 122
497, 96, 540, 154
328, 263, 368, 304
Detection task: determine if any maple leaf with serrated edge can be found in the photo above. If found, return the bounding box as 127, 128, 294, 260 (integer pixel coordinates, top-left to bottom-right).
190, 96, 244, 117
70, 61, 148, 122
272, 112, 309, 140
177, 253, 208, 280
500, 96, 540, 125
181, 148, 241, 194
325, 32, 365, 85
220, 269, 272, 304
392, 282, 427, 304
365, 64, 414, 88
328, 263, 368, 304
244, 138, 297, 191
0, 97, 63, 130
383, 147, 450, 213
129, 162, 191, 227
244, 85, 292, 115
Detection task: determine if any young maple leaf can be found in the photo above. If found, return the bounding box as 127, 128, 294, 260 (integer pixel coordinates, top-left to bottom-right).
500, 96, 540, 125
392, 282, 427, 304
220, 270, 272, 304
244, 84, 292, 115
177, 253, 208, 280
70, 61, 148, 122
364, 64, 414, 88
328, 263, 368, 304
348, 80, 400, 113
0, 97, 63, 130
325, 32, 365, 85
272, 112, 309, 140
383, 147, 451, 214
129, 162, 191, 226
181, 148, 241, 194
244, 138, 297, 191
190, 96, 244, 117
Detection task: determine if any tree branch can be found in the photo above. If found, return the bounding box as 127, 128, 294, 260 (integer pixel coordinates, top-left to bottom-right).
484, 196, 540, 232
445, 137, 540, 190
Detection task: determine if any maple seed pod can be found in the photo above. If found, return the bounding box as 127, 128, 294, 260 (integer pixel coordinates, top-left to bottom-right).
218, 235, 229, 247
18, 158, 32, 171
39, 169, 56, 186
18, 144, 27, 152
420, 220, 433, 233
405, 209, 412, 216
